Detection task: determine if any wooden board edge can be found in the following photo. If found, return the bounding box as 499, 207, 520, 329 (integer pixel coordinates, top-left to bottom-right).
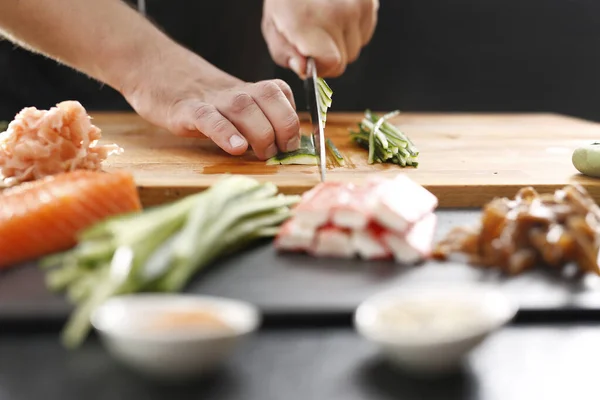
136, 182, 600, 209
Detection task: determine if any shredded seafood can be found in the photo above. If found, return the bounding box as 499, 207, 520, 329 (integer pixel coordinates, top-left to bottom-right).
0, 101, 122, 187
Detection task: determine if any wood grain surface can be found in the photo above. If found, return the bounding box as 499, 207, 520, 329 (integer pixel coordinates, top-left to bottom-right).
91, 112, 600, 208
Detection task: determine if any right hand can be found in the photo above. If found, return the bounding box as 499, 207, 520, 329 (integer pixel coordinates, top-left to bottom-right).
121, 49, 301, 160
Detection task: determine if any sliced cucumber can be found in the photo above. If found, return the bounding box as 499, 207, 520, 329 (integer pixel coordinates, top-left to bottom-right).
326, 138, 346, 166
350, 110, 419, 168
317, 78, 332, 127
267, 134, 318, 165
317, 78, 333, 99
266, 151, 318, 165
266, 78, 342, 166
301, 134, 315, 152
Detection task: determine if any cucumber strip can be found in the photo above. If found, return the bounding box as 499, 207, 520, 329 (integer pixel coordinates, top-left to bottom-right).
326, 138, 346, 166
350, 110, 419, 168
266, 78, 332, 166
367, 122, 377, 164
300, 134, 315, 151
317, 78, 332, 127
318, 86, 332, 107
266, 152, 318, 165
317, 78, 333, 98
266, 134, 318, 165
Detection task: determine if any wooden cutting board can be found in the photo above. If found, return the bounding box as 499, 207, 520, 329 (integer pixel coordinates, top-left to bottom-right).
93, 112, 600, 208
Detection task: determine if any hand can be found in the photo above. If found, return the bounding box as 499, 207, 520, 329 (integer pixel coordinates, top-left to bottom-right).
262, 0, 379, 78
121, 48, 301, 160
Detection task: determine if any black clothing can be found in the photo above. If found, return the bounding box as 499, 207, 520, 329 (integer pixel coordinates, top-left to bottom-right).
2, 0, 600, 121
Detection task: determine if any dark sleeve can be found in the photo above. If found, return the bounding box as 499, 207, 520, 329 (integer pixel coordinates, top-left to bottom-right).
0, 0, 272, 120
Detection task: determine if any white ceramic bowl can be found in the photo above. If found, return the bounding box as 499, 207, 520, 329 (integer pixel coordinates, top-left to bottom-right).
355, 284, 517, 375
91, 294, 260, 381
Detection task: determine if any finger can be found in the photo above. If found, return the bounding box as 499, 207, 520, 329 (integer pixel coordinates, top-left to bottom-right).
273, 78, 296, 110
359, 0, 378, 45
345, 25, 363, 64
325, 28, 348, 77
182, 101, 249, 156
250, 80, 301, 153
216, 91, 278, 160
262, 17, 307, 79
280, 24, 343, 78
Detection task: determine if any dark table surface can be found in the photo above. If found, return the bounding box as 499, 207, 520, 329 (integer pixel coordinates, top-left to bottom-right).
3, 209, 600, 400
1, 325, 599, 400
4, 210, 600, 323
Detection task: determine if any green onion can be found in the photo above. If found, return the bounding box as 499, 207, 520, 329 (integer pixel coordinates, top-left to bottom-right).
41, 175, 299, 349
350, 110, 419, 167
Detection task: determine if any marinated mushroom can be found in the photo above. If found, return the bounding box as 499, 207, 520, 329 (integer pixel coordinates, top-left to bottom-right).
433, 185, 600, 276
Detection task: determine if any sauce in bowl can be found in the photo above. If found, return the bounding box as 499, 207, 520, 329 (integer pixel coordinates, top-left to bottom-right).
146, 310, 234, 334
374, 299, 490, 343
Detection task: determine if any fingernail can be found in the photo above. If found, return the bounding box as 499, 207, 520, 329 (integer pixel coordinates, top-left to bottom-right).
289, 58, 304, 78
265, 143, 278, 159
229, 135, 246, 149
286, 136, 300, 152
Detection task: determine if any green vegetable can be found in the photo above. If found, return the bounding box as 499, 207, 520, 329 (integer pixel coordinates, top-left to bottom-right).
266, 134, 347, 167
266, 135, 318, 165
266, 78, 345, 166
573, 143, 600, 178
41, 175, 300, 349
266, 152, 318, 165
350, 110, 419, 167
0, 120, 7, 132
317, 78, 333, 127
326, 138, 346, 167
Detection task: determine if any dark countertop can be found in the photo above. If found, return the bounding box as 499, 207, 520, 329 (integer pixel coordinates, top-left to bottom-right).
1, 325, 599, 400
2, 209, 600, 399
4, 210, 600, 322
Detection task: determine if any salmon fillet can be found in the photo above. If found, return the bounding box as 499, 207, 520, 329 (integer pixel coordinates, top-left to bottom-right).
0, 170, 141, 268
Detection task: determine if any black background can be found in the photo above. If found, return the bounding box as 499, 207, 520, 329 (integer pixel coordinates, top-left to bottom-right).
2, 0, 600, 121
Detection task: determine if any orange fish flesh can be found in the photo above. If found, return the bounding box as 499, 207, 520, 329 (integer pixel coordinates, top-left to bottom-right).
0, 170, 141, 267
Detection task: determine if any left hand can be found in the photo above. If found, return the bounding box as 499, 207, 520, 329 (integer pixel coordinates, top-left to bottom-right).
261, 0, 379, 78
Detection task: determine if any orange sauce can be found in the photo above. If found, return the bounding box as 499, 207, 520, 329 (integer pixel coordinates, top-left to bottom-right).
148, 310, 233, 333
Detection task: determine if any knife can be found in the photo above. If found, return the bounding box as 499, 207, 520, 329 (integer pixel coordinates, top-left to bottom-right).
304, 57, 326, 182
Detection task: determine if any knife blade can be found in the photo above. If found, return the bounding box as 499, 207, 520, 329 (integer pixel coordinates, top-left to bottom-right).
304, 57, 326, 182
